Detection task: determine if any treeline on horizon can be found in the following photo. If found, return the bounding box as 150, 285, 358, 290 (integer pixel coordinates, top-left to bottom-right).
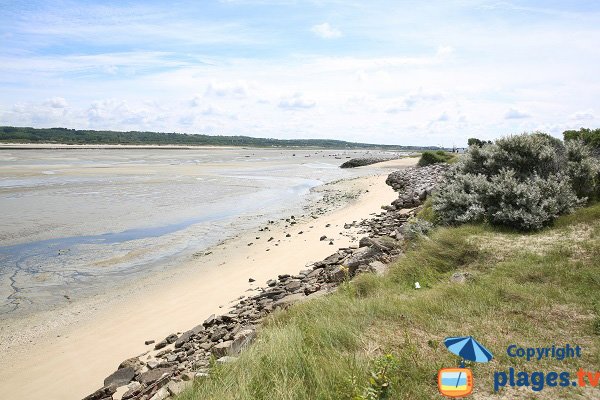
0, 126, 435, 150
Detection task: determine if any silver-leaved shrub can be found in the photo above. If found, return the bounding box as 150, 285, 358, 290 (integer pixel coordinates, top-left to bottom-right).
433, 133, 599, 231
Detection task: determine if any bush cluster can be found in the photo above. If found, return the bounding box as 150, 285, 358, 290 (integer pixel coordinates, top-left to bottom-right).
432, 132, 600, 231
417, 150, 455, 167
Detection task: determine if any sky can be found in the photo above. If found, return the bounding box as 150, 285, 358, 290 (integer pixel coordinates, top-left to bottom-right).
0, 0, 599, 146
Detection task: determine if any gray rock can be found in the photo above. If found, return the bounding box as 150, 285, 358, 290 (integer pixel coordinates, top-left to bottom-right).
273, 293, 307, 309
211, 340, 233, 358
83, 386, 117, 400
230, 328, 256, 355
149, 387, 170, 400
138, 367, 174, 385
104, 366, 134, 387
122, 382, 142, 400
118, 357, 144, 372
203, 314, 216, 327
285, 280, 302, 292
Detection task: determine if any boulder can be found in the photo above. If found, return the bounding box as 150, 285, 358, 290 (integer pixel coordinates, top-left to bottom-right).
138, 367, 174, 386
118, 357, 143, 372
149, 387, 170, 400
104, 366, 135, 387
230, 328, 256, 355
83, 385, 117, 400
273, 293, 307, 309
211, 340, 233, 358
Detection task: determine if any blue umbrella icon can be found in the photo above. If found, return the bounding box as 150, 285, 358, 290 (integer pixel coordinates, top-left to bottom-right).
444, 336, 493, 364
444, 336, 493, 389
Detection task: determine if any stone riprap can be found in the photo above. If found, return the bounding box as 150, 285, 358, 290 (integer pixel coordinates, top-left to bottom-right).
83, 165, 445, 400
385, 164, 448, 209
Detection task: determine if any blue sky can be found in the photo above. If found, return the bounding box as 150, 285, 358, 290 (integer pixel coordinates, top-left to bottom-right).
1, 0, 599, 145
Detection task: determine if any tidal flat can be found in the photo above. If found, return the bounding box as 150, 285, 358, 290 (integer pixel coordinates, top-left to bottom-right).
0, 147, 402, 317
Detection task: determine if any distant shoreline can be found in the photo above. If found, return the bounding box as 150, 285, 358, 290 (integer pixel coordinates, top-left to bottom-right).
0, 142, 423, 151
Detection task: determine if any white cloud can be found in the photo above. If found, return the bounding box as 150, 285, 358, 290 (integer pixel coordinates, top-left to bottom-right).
278, 93, 316, 110
504, 108, 531, 119
436, 46, 455, 56
45, 97, 68, 108
436, 112, 450, 122
204, 80, 249, 98
310, 23, 342, 39
570, 110, 594, 120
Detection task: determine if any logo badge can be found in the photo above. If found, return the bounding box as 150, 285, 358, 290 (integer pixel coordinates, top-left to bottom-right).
438, 367, 473, 398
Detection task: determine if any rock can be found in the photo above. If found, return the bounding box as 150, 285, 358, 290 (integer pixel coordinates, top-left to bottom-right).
174, 330, 194, 349
122, 382, 142, 400
266, 279, 277, 287
83, 386, 117, 400
320, 235, 327, 241
286, 233, 291, 237
145, 340, 155, 345
230, 328, 256, 355
138, 367, 174, 385
328, 266, 347, 283
181, 371, 196, 381
147, 359, 160, 369
340, 157, 397, 168
154, 340, 168, 350
369, 261, 387, 276
285, 280, 302, 292
149, 387, 170, 400
249, 277, 256, 282
164, 333, 178, 344
104, 366, 135, 387
203, 314, 216, 327
167, 380, 190, 396
211, 340, 233, 358
273, 293, 307, 309
451, 272, 472, 283
118, 357, 144, 372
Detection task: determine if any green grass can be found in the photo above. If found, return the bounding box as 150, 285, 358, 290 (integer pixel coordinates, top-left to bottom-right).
178, 204, 600, 399
417, 150, 458, 167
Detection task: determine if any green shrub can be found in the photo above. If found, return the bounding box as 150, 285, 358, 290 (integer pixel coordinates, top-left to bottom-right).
565, 140, 600, 199
401, 217, 434, 240
417, 150, 454, 167
563, 127, 600, 149
433, 132, 597, 231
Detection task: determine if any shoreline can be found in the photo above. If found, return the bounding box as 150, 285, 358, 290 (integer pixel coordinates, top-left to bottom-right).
0, 158, 417, 400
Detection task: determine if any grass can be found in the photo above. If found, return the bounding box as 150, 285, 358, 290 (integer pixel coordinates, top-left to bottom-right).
417, 150, 458, 167
178, 204, 600, 400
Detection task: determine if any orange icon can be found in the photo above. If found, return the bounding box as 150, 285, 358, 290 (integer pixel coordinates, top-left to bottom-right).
438, 367, 473, 398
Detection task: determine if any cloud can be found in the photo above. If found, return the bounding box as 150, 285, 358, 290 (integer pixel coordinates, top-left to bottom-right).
204, 81, 249, 98
504, 108, 531, 119
436, 46, 455, 56
278, 93, 316, 110
310, 23, 342, 39
436, 112, 450, 122
45, 97, 68, 108
570, 110, 594, 120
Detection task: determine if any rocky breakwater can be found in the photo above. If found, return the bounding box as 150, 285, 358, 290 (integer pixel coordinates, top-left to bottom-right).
340, 156, 399, 168
83, 164, 447, 400
384, 164, 448, 209
84, 239, 402, 400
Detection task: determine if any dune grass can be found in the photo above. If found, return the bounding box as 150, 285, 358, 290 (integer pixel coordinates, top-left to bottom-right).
178, 204, 600, 399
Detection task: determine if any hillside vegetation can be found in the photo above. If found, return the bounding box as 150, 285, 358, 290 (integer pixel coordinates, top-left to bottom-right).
0, 126, 431, 150
178, 204, 600, 399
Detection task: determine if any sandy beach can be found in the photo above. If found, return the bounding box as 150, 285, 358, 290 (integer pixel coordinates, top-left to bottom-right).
0, 157, 417, 400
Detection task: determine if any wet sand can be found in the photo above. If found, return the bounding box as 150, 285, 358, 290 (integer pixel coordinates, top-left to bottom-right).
0, 151, 418, 399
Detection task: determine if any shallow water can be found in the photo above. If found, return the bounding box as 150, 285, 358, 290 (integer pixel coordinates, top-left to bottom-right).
0, 147, 400, 316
